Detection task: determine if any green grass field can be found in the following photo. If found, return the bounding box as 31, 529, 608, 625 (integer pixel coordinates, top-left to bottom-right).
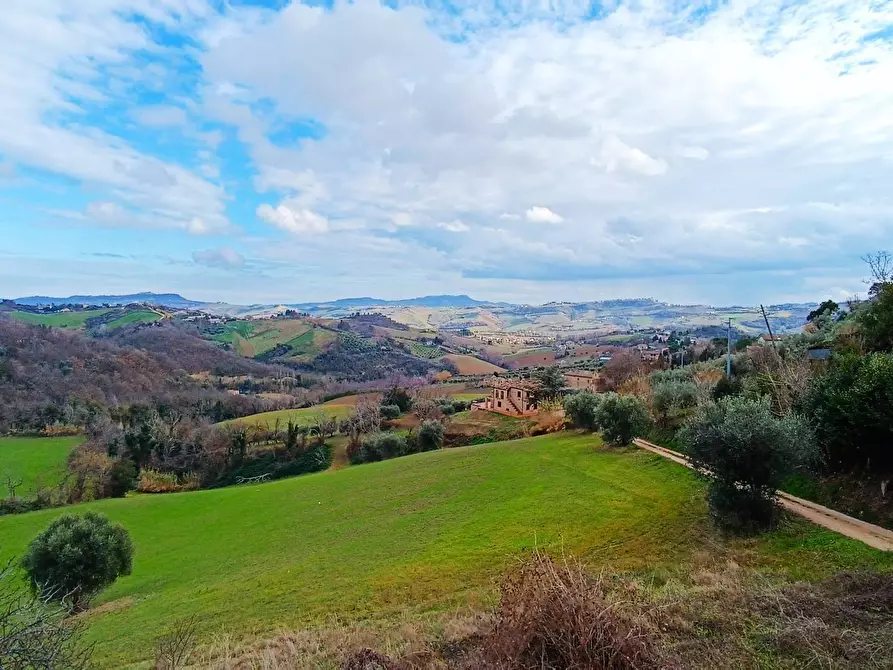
218, 404, 353, 429
211, 319, 335, 360
8, 309, 112, 329
1, 433, 890, 668
102, 310, 162, 329
0, 436, 83, 496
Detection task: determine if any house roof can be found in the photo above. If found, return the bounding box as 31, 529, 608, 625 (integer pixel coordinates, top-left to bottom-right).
807, 347, 832, 360
487, 377, 541, 392
564, 370, 597, 378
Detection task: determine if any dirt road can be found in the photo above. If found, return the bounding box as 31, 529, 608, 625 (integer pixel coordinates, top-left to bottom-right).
633, 438, 893, 552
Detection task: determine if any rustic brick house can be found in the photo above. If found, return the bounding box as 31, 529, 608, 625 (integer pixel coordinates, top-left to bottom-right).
478, 378, 540, 416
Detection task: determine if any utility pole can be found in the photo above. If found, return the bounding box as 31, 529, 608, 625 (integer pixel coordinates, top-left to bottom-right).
760, 304, 777, 350
726, 317, 732, 378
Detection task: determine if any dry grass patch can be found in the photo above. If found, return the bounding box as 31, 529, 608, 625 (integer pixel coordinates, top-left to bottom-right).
190, 550, 893, 670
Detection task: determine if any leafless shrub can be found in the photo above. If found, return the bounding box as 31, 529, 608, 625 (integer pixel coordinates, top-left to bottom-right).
155, 615, 199, 669
0, 559, 92, 669
479, 550, 670, 670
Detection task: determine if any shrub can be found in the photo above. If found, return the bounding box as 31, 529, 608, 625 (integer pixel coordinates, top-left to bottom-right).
563, 391, 601, 431
418, 420, 444, 451
595, 393, 650, 446
0, 560, 92, 669
858, 282, 893, 353
712, 374, 743, 400
680, 397, 817, 533
381, 386, 413, 413
354, 432, 408, 463
137, 469, 180, 493
651, 380, 698, 427
21, 512, 133, 611
483, 550, 664, 669
104, 458, 137, 498
379, 404, 401, 420
798, 352, 893, 473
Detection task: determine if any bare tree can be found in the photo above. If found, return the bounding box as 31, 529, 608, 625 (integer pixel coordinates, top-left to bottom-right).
154, 615, 198, 670
863, 251, 893, 295
345, 396, 381, 447
0, 560, 92, 669
310, 412, 337, 444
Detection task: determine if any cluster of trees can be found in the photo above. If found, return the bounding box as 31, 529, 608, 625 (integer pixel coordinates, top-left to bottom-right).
347, 420, 444, 465
563, 391, 650, 446
298, 336, 457, 382
561, 252, 893, 532
0, 319, 286, 433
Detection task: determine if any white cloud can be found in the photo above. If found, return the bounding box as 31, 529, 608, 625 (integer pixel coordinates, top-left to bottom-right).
132, 105, 189, 128
598, 136, 668, 177
257, 202, 329, 234
525, 206, 564, 224
676, 146, 710, 161
437, 219, 470, 232
195, 0, 893, 296
0, 0, 229, 234
5, 0, 893, 303
192, 246, 245, 269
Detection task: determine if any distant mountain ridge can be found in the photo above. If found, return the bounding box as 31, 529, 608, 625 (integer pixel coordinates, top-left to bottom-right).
287, 294, 500, 310
14, 292, 204, 309
11, 292, 816, 322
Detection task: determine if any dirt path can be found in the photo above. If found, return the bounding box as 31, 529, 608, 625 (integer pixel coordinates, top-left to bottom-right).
633, 438, 893, 552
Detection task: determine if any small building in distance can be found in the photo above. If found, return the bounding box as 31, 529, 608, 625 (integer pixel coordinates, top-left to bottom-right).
564, 370, 600, 391
641, 347, 669, 363
476, 378, 541, 416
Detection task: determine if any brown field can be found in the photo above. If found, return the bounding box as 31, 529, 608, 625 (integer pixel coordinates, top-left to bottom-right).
443, 354, 506, 375
322, 393, 381, 406
504, 350, 556, 369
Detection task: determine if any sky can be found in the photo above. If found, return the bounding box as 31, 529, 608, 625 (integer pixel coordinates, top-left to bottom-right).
1, 0, 892, 306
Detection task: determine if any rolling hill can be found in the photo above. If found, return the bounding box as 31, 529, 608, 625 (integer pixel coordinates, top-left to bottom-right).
0, 433, 889, 668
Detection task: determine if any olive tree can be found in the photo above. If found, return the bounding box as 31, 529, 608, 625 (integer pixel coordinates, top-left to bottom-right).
563, 391, 601, 431
418, 420, 444, 452
680, 397, 816, 533
21, 512, 134, 611
594, 393, 650, 446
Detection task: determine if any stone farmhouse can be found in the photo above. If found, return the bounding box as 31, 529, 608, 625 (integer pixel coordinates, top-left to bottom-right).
476, 378, 541, 416
564, 370, 600, 391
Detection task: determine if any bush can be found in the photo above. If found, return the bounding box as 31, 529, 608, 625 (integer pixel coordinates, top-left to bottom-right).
418, 420, 444, 451
353, 432, 408, 464
712, 374, 743, 400
0, 560, 92, 669
379, 404, 401, 420
681, 397, 816, 533
104, 458, 137, 498
563, 391, 601, 431
798, 352, 893, 473
651, 379, 698, 427
595, 393, 650, 446
21, 512, 133, 611
381, 386, 413, 413
483, 550, 664, 669
137, 469, 180, 493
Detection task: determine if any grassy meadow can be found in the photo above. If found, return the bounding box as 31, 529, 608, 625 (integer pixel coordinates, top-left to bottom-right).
102, 310, 162, 329
1, 433, 891, 668
9, 309, 112, 328
218, 403, 352, 428
211, 319, 336, 360
0, 436, 83, 496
